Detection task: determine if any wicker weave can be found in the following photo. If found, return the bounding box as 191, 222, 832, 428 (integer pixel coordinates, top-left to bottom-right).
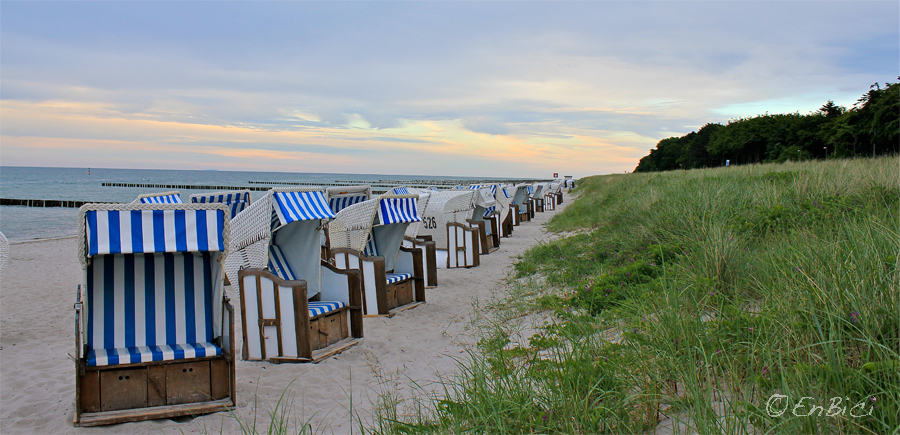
224, 187, 325, 284
417, 190, 475, 249
76, 202, 231, 269
0, 231, 8, 275
327, 198, 379, 253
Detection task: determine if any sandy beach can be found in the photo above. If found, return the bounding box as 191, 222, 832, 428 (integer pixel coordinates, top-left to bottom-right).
0, 197, 566, 434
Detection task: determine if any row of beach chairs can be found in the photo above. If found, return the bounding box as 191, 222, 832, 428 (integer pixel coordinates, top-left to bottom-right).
70, 181, 565, 426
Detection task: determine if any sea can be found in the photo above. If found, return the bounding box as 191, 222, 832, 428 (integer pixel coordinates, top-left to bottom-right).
0, 166, 513, 242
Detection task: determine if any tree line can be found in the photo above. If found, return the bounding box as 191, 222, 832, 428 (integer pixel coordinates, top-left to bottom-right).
634, 80, 899, 172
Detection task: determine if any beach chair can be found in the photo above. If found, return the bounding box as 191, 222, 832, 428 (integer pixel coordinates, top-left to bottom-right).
325, 185, 372, 215
494, 186, 515, 238
190, 190, 251, 219
397, 187, 438, 288
133, 191, 183, 204
74, 202, 235, 426
506, 184, 529, 226
0, 231, 8, 275
543, 182, 558, 211
418, 190, 480, 269
224, 187, 363, 363
530, 183, 546, 213
466, 185, 500, 254
328, 194, 425, 316
522, 185, 536, 220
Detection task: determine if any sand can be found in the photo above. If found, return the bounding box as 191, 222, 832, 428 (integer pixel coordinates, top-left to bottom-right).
0, 197, 567, 434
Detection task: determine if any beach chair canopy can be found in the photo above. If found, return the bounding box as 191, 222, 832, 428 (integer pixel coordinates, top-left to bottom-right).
190, 190, 251, 219
326, 185, 372, 215
391, 187, 431, 239
77, 202, 230, 367
133, 191, 183, 204
328, 194, 420, 271
417, 190, 475, 250
225, 187, 335, 295
470, 186, 498, 220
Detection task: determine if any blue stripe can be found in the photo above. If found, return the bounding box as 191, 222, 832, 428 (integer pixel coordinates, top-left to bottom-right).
164, 253, 176, 344
174, 210, 187, 252
124, 255, 135, 348
216, 210, 225, 251
86, 259, 95, 348
183, 254, 196, 344
108, 210, 121, 254
103, 256, 116, 350
153, 211, 165, 253
87, 211, 99, 257
131, 210, 143, 253
195, 210, 208, 252
144, 254, 156, 346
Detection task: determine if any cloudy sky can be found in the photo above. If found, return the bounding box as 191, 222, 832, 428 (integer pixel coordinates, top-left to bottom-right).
2, 1, 897, 178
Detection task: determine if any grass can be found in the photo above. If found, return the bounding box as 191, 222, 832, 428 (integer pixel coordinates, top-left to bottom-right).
374, 157, 899, 434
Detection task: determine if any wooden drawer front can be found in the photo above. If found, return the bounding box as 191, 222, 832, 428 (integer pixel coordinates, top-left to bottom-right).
100, 368, 148, 412
394, 280, 413, 307
165, 362, 211, 406
310, 310, 349, 350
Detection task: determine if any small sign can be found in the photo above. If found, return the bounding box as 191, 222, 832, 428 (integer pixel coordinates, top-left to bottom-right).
553, 173, 558, 178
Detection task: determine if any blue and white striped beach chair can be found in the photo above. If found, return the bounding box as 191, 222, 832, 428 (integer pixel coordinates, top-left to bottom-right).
74, 202, 235, 426
225, 187, 363, 363
466, 185, 500, 254
133, 191, 183, 204
190, 190, 251, 219
328, 194, 425, 316
417, 190, 481, 269
325, 185, 372, 215
396, 188, 438, 288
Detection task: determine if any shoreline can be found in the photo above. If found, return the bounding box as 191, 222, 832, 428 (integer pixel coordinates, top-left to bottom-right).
0, 196, 567, 434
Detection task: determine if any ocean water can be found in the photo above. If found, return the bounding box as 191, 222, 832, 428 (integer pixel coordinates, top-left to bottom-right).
0, 166, 487, 242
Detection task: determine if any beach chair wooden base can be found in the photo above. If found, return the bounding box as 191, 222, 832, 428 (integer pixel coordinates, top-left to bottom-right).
75, 355, 235, 427
270, 337, 362, 363
332, 247, 425, 316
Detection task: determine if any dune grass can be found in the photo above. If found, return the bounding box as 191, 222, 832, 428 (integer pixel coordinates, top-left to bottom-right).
375, 157, 899, 434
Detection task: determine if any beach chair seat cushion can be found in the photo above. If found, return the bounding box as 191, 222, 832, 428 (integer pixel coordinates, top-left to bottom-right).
308, 300, 346, 318
87, 342, 222, 367
386, 272, 412, 285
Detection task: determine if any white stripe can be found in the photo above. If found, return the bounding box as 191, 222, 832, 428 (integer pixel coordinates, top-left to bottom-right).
154, 256, 167, 346
91, 257, 105, 351
164, 211, 177, 252
142, 213, 155, 254
113, 256, 126, 348
174, 256, 186, 344
207, 210, 220, 251
159, 344, 175, 361
96, 211, 111, 255
193, 254, 207, 342
94, 348, 109, 366
184, 211, 199, 252
137, 345, 153, 363
119, 210, 133, 254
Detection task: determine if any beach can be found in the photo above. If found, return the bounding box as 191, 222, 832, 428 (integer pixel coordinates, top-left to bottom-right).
0, 196, 566, 434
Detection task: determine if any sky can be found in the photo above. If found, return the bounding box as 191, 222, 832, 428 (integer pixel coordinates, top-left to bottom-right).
1, 1, 897, 178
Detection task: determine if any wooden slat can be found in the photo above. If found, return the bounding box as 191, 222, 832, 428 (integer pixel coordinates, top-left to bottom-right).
76, 398, 233, 427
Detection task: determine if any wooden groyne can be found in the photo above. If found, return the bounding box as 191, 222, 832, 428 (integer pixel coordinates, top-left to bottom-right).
0, 198, 114, 208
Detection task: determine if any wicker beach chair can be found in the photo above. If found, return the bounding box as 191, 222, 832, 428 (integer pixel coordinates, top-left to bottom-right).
326, 185, 372, 215
328, 194, 425, 316
530, 183, 546, 213
494, 186, 516, 238
74, 202, 235, 426
224, 187, 363, 363
506, 184, 529, 226
466, 185, 500, 254
133, 191, 183, 204
190, 190, 251, 219
0, 231, 8, 275
397, 188, 438, 288
417, 190, 481, 269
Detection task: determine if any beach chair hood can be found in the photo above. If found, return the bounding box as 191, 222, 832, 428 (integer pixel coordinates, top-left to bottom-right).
329, 194, 420, 271
326, 185, 372, 215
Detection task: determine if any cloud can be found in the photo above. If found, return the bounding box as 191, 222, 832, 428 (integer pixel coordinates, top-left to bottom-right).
1, 1, 898, 177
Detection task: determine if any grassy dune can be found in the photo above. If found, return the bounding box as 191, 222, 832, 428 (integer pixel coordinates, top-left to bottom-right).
378, 157, 899, 434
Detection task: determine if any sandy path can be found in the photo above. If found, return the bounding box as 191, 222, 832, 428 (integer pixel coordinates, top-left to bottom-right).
0, 197, 566, 434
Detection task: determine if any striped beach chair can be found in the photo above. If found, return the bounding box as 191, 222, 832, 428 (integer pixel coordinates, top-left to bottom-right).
73, 202, 235, 426
328, 194, 425, 316
466, 185, 500, 254
133, 191, 183, 204
225, 187, 363, 363
397, 188, 438, 288
508, 184, 530, 225
190, 190, 251, 219
495, 186, 516, 237
417, 190, 481, 269
530, 183, 546, 213
325, 185, 372, 215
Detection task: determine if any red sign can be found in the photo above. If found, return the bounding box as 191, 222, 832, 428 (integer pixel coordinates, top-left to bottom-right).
553, 173, 558, 178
